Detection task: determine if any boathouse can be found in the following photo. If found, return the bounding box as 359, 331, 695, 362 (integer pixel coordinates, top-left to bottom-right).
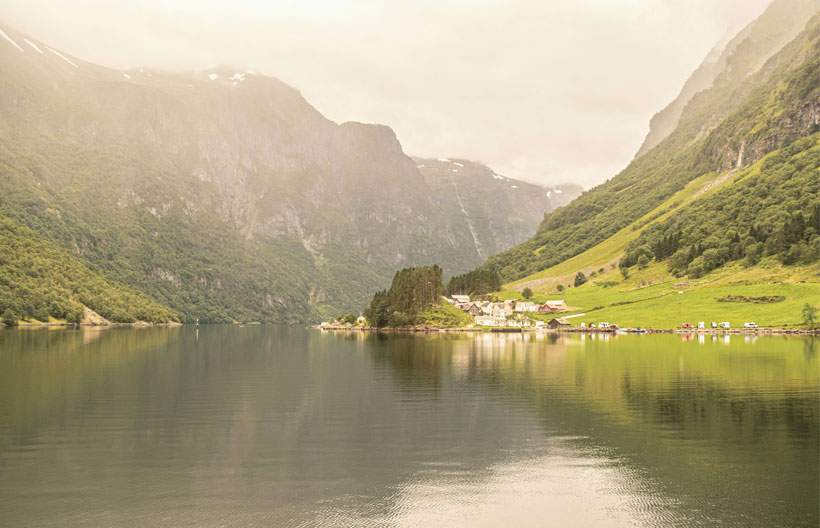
547, 317, 571, 329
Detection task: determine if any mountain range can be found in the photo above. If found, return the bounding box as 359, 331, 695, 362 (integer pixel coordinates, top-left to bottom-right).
0, 24, 579, 324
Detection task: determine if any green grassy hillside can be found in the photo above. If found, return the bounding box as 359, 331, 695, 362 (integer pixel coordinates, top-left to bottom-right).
482, 12, 820, 283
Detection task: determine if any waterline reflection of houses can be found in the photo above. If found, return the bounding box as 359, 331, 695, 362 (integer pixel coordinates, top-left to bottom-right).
468, 332, 569, 368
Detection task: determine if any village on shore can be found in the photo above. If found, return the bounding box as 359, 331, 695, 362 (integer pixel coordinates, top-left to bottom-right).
444, 295, 574, 329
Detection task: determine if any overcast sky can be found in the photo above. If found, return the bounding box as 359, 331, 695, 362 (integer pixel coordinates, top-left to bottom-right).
2, 0, 771, 187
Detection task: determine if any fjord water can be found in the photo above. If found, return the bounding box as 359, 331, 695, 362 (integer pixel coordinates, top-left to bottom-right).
0, 327, 817, 527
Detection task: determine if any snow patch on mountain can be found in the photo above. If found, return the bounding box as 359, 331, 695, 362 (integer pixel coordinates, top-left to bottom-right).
437, 158, 451, 163
208, 73, 219, 80
23, 38, 43, 54
123, 73, 131, 80
230, 72, 246, 82
0, 28, 24, 52
45, 46, 78, 68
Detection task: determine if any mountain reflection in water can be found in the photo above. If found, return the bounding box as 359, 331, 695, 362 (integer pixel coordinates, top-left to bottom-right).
0, 327, 816, 527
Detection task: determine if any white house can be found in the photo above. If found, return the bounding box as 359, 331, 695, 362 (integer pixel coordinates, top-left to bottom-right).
514, 301, 538, 312
475, 315, 508, 327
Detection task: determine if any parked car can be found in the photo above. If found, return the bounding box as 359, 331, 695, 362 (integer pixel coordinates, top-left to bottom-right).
744, 322, 758, 328
599, 322, 610, 329
610, 324, 619, 330
697, 322, 705, 329
720, 322, 731, 329
588, 322, 596, 328
580, 322, 586, 328
711, 322, 717, 328
681, 323, 693, 329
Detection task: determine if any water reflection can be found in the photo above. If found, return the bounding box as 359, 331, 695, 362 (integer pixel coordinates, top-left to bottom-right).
0, 327, 816, 527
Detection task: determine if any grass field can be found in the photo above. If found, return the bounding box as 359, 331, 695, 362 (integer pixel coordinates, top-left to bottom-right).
496, 260, 820, 329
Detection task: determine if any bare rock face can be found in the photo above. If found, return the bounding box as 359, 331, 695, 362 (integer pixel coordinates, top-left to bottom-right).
82, 306, 111, 326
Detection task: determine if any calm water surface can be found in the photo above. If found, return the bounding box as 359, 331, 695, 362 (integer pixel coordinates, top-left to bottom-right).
0, 327, 817, 527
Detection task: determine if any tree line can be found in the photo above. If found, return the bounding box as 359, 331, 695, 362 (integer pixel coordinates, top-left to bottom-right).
446, 268, 501, 297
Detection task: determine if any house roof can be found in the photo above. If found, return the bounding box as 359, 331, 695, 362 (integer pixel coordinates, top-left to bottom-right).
548, 317, 570, 325
545, 300, 566, 306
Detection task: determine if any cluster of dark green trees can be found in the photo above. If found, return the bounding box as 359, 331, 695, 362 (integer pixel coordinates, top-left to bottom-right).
364, 266, 444, 327
446, 268, 501, 297
0, 215, 180, 325
623, 136, 820, 278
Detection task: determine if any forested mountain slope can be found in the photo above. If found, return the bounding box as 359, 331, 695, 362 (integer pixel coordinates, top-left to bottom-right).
0, 25, 561, 323
482, 8, 820, 283
0, 214, 179, 324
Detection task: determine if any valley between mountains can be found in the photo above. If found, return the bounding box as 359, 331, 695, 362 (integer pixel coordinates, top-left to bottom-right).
1, 0, 818, 329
